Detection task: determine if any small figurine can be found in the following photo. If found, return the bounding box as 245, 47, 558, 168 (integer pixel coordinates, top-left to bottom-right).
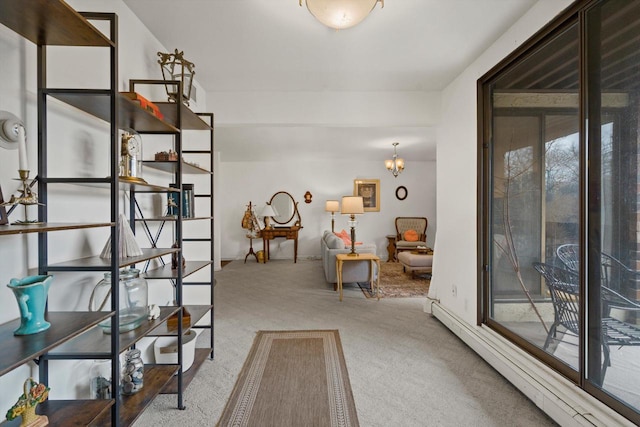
148, 304, 161, 320
6, 378, 50, 427
171, 242, 186, 270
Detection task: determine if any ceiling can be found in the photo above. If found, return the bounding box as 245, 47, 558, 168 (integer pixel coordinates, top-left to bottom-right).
122, 0, 538, 162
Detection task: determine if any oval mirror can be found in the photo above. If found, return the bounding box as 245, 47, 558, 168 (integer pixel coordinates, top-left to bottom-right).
396, 186, 408, 201
269, 191, 295, 224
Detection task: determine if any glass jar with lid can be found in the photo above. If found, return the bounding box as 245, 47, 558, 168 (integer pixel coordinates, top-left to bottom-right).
90, 268, 149, 333
121, 348, 144, 395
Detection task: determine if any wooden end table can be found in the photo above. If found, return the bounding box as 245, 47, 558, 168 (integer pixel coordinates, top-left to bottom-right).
335, 253, 381, 302
386, 234, 397, 262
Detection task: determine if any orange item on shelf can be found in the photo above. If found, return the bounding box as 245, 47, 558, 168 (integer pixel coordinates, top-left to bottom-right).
120, 91, 164, 120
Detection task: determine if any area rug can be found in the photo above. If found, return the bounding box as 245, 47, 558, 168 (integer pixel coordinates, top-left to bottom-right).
358, 261, 430, 298
216, 330, 359, 427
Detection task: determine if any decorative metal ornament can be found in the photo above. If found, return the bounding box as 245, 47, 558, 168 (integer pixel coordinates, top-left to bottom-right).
157, 49, 195, 105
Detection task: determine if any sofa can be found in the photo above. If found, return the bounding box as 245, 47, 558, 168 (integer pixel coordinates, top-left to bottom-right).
321, 230, 377, 287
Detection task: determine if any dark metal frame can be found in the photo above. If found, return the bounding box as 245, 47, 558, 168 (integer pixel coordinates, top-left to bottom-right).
36, 11, 121, 425
478, 0, 640, 422
127, 80, 215, 410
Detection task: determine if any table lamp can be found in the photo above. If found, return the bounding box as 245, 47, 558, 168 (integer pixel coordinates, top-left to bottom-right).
261, 204, 278, 229
341, 196, 364, 256
325, 200, 339, 232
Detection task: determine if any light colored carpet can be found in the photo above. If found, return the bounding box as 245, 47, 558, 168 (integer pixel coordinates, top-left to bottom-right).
133, 259, 556, 427
217, 330, 359, 427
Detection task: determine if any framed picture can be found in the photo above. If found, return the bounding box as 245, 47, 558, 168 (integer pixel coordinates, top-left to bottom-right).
0, 184, 8, 225
354, 179, 380, 212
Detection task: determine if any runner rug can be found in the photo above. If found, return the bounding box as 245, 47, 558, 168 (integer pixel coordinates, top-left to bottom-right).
216, 330, 359, 427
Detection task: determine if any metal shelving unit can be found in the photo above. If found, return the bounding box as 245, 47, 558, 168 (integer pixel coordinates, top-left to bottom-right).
0, 2, 214, 425
126, 81, 215, 402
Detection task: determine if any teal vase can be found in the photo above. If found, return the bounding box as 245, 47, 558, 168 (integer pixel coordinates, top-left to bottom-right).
7, 275, 53, 335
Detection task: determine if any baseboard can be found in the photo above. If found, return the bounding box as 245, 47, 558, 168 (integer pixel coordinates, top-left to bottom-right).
429, 301, 634, 427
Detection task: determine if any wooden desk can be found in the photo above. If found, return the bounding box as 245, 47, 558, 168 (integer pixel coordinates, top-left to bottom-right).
261, 226, 302, 263
335, 253, 380, 302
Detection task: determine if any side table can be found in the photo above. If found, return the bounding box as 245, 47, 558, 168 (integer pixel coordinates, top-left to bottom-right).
386, 234, 397, 262
335, 253, 381, 302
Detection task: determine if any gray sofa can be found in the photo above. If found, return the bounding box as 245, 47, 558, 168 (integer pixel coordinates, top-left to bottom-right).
321, 230, 377, 287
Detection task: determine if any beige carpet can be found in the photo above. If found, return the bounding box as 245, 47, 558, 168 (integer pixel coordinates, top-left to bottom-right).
359, 261, 430, 298
217, 330, 359, 427
133, 259, 557, 427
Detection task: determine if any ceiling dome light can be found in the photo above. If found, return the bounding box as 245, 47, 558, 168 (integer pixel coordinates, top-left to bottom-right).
300, 0, 384, 30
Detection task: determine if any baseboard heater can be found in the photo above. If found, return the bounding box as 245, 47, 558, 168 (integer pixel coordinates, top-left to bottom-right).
428, 301, 633, 427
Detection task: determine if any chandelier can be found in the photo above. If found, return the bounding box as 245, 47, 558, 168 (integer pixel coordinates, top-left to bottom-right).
385, 142, 404, 177
299, 0, 384, 30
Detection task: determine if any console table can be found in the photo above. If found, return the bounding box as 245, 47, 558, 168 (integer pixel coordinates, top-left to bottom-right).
261, 226, 302, 263
336, 253, 381, 301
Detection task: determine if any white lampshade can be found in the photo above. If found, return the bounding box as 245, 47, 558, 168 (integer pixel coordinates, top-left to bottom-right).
325, 200, 339, 213
341, 196, 364, 215
260, 204, 277, 218
302, 0, 383, 30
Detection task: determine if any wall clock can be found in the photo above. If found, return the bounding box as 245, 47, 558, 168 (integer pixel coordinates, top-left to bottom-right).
395, 186, 407, 201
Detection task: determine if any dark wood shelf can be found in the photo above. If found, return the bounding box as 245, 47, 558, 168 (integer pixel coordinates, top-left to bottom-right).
47, 91, 178, 133
0, 312, 112, 376
46, 248, 179, 270
147, 305, 213, 337
160, 348, 212, 394
155, 102, 212, 131
143, 261, 212, 280
48, 306, 180, 356
94, 364, 178, 427
0, 399, 113, 427
143, 160, 212, 175
0, 222, 113, 236
0, 0, 113, 47
118, 178, 178, 193
135, 216, 213, 222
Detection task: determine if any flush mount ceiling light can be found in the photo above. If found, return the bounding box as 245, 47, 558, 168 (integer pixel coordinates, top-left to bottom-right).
300, 0, 384, 30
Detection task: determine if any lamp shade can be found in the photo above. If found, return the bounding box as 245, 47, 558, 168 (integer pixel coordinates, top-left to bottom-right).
303, 0, 382, 30
341, 196, 364, 215
260, 204, 277, 218
325, 200, 339, 212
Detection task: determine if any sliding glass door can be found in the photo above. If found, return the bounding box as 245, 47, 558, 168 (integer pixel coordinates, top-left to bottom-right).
480, 0, 640, 422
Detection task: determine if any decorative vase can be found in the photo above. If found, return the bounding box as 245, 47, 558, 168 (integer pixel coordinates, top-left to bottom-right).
7, 275, 53, 336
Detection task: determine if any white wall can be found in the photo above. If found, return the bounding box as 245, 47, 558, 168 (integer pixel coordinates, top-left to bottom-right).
0, 0, 211, 410
219, 159, 436, 262
430, 0, 573, 324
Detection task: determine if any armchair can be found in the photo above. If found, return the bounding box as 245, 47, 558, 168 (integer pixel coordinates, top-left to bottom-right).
394, 217, 428, 258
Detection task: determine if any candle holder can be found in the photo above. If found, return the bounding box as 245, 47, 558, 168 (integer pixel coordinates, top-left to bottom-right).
2, 170, 43, 224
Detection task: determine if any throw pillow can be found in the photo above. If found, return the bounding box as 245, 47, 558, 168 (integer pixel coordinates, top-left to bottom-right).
336, 229, 351, 248
404, 229, 419, 242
